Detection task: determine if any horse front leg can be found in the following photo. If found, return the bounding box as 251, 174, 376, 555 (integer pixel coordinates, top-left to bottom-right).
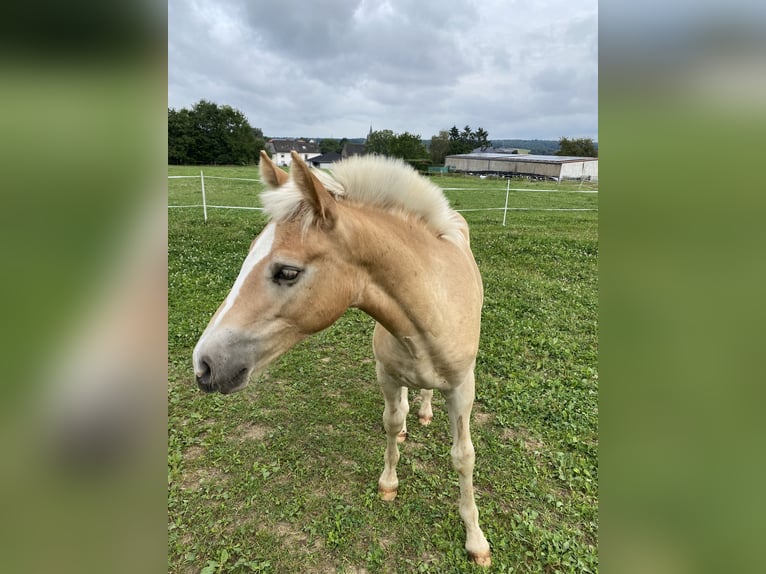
444, 371, 491, 567
397, 387, 409, 443
377, 367, 408, 501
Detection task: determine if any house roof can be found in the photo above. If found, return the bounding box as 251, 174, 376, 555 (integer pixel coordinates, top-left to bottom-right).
268, 139, 321, 154
446, 153, 597, 164
309, 152, 342, 164
342, 142, 366, 157
472, 146, 529, 154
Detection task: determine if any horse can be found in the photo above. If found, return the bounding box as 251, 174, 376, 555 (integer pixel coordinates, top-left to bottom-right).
192, 150, 491, 566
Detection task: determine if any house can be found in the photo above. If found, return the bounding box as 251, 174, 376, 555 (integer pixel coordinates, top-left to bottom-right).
445, 153, 598, 181
265, 139, 321, 166
308, 152, 342, 169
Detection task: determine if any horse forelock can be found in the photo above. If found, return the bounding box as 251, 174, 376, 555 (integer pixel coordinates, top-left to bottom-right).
260, 155, 465, 242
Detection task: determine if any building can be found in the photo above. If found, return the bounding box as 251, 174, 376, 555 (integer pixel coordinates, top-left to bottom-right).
308, 152, 342, 169
265, 139, 321, 166
472, 146, 530, 155
445, 153, 598, 181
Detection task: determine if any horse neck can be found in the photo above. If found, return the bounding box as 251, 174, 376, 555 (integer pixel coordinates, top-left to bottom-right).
341, 206, 467, 339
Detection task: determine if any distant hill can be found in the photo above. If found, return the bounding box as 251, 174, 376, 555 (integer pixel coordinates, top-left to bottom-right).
418, 138, 561, 155
492, 139, 598, 156
491, 139, 560, 155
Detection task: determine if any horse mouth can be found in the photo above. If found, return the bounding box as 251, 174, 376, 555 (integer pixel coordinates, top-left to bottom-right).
196, 366, 251, 395
197, 380, 219, 393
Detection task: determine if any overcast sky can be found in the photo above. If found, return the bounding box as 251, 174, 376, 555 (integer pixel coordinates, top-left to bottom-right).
168, 0, 598, 141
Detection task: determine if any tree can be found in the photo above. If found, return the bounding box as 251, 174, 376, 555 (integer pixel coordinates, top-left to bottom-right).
390, 132, 428, 160
252, 127, 266, 158
320, 138, 341, 154
366, 129, 396, 155
364, 129, 429, 171
168, 108, 195, 164
461, 125, 473, 146
557, 137, 597, 157
167, 100, 264, 164
429, 130, 451, 165
366, 129, 428, 160
219, 104, 259, 164
474, 127, 490, 149
446, 124, 490, 155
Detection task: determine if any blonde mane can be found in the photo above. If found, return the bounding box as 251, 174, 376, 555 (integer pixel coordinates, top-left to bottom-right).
261, 155, 465, 242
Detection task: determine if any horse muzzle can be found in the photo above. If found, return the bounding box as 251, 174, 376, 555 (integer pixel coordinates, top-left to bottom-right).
194, 353, 251, 395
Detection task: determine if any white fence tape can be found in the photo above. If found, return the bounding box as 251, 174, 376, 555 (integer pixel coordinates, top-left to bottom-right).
168, 173, 598, 221
441, 187, 597, 193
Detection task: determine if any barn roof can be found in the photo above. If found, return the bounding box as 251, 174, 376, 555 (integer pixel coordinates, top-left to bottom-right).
446, 153, 597, 164
309, 151, 342, 164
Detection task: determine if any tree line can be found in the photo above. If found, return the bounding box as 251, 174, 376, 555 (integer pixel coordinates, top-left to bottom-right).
168, 100, 596, 166
168, 100, 265, 165
556, 137, 598, 157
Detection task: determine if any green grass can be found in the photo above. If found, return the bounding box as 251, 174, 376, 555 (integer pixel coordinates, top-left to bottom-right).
168, 166, 598, 573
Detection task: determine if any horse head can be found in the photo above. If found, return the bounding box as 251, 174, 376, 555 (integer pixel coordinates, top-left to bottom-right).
192, 151, 360, 394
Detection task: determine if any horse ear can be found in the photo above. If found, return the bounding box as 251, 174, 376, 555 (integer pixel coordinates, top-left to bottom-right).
260, 150, 289, 188
290, 150, 336, 227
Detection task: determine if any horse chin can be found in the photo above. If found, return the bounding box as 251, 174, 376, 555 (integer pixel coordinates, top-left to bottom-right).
218, 367, 253, 395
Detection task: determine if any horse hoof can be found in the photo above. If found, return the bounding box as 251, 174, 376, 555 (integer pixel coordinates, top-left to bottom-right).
469, 552, 491, 567
396, 431, 408, 443
418, 415, 432, 426
378, 488, 397, 501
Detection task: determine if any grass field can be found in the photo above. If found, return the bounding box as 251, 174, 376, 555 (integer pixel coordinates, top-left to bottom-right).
168, 165, 598, 573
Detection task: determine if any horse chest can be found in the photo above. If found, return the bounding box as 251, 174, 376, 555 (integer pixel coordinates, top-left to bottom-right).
377, 336, 452, 391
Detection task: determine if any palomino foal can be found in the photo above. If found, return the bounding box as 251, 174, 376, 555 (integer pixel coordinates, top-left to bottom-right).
192, 150, 491, 566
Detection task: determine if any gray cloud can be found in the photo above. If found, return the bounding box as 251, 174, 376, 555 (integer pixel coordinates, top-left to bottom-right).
169, 0, 598, 139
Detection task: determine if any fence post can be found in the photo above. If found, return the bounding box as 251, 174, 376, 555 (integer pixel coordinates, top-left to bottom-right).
200, 170, 208, 222
502, 178, 510, 226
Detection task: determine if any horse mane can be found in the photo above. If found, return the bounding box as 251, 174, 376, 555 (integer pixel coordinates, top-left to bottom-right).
260, 155, 466, 242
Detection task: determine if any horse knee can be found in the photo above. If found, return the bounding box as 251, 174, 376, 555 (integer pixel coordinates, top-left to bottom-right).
383, 407, 406, 436
451, 443, 475, 475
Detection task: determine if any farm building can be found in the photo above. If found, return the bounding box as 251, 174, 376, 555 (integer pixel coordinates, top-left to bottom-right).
445, 153, 598, 181
265, 139, 321, 166
308, 151, 342, 169
472, 146, 530, 155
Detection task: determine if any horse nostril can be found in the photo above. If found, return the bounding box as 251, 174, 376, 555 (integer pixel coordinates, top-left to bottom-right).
196, 359, 212, 387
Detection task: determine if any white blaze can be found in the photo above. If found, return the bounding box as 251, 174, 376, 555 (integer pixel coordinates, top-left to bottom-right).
193, 223, 276, 367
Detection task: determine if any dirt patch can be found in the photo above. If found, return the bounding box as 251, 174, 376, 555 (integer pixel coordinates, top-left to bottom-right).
473, 411, 493, 426
256, 520, 326, 564
338, 456, 358, 469
274, 521, 309, 547
402, 439, 426, 452
184, 445, 205, 461
178, 532, 194, 547
233, 422, 270, 442
419, 552, 440, 568
179, 466, 225, 491
502, 426, 544, 452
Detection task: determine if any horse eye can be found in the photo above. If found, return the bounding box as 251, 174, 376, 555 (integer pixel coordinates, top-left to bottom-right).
273, 266, 301, 285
